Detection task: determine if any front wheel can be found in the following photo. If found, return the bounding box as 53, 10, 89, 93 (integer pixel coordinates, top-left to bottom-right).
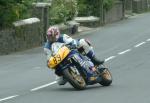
99, 68, 112, 86
63, 67, 86, 90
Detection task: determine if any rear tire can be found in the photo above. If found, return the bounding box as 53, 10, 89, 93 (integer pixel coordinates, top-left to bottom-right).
99, 68, 112, 86
63, 67, 86, 90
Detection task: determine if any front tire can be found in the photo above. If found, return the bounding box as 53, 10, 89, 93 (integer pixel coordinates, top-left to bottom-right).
99, 68, 112, 86
63, 67, 86, 90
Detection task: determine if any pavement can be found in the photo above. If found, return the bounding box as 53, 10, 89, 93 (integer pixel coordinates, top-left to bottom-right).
78, 26, 94, 33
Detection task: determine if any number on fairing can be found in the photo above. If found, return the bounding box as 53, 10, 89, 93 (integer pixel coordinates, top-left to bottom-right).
53, 54, 61, 64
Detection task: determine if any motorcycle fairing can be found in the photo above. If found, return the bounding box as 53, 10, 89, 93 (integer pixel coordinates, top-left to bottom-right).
48, 46, 70, 68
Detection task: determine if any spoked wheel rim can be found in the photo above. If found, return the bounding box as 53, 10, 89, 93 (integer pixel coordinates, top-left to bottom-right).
70, 68, 86, 86
102, 69, 112, 80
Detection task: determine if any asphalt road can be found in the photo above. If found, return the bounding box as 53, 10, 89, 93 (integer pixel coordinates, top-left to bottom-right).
1, 12, 150, 103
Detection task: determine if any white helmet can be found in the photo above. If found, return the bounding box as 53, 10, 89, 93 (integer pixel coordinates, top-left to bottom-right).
47, 26, 60, 42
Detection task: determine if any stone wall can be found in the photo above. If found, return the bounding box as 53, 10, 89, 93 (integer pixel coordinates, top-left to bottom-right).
104, 1, 124, 24
74, 16, 99, 28
125, 0, 133, 10
0, 18, 42, 55
125, 0, 133, 14
32, 3, 51, 42
0, 29, 16, 55
132, 0, 150, 13
74, 1, 124, 26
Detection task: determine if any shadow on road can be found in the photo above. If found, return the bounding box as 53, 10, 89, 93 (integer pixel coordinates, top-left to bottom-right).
45, 84, 114, 92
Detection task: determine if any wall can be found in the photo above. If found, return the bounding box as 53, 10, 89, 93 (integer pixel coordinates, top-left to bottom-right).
104, 1, 124, 24
32, 3, 51, 42
0, 18, 43, 55
132, 0, 150, 13
125, 0, 133, 14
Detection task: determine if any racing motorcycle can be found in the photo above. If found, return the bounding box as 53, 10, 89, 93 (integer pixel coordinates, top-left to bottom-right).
47, 42, 112, 90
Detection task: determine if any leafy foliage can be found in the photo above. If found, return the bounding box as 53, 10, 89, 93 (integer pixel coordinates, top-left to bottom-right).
0, 0, 115, 28
77, 0, 114, 16
49, 0, 77, 25
0, 0, 33, 28
76, 0, 89, 16
103, 0, 114, 11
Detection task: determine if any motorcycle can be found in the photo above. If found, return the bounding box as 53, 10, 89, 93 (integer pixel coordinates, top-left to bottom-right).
47, 42, 112, 90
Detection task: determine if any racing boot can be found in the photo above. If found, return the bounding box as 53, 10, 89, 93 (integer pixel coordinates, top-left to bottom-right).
87, 50, 104, 66
91, 56, 104, 66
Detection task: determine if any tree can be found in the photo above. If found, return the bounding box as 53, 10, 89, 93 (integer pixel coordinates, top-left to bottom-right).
0, 0, 33, 28
77, 0, 114, 16
49, 0, 77, 25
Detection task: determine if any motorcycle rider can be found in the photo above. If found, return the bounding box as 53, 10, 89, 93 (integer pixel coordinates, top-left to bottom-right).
44, 26, 104, 85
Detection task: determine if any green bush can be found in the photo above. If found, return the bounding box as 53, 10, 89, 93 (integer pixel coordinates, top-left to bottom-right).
0, 0, 33, 29
103, 0, 114, 11
49, 0, 77, 25
77, 0, 89, 16
77, 0, 114, 16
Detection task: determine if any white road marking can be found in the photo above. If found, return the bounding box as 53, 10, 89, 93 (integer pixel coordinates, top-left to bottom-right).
118, 49, 131, 55
0, 95, 19, 102
105, 56, 116, 62
147, 39, 150, 41
30, 81, 57, 91
134, 42, 146, 48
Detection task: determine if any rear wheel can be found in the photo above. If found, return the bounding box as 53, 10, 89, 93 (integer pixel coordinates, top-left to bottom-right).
63, 67, 86, 90
99, 68, 112, 86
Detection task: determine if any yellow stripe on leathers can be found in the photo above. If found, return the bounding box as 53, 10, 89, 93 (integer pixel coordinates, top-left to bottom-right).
48, 46, 70, 69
